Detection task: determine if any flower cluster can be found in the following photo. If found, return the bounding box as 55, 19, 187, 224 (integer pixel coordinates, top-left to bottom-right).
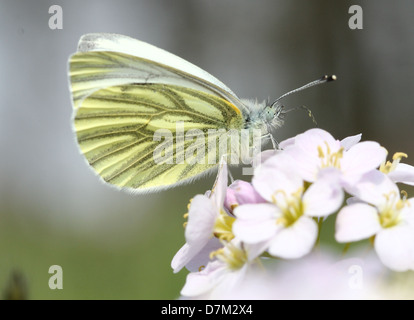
172, 128, 414, 299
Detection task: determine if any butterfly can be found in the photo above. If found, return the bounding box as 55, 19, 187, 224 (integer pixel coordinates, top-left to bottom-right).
68, 33, 335, 193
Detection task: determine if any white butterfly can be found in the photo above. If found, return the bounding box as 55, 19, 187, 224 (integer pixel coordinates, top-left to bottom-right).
68, 33, 335, 193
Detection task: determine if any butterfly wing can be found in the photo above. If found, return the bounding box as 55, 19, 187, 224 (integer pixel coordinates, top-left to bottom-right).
73, 84, 243, 192
69, 34, 246, 192
70, 33, 247, 113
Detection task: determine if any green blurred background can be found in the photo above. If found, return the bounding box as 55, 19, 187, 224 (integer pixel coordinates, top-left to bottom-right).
1, 0, 414, 299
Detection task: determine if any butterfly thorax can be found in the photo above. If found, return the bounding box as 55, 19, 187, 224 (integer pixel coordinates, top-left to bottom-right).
242, 99, 284, 134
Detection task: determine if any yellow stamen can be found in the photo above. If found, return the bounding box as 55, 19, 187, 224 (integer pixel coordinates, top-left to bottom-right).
393, 152, 408, 161
273, 187, 304, 227
317, 142, 344, 169
214, 243, 248, 271
318, 146, 325, 158
209, 248, 223, 260
379, 191, 408, 228
213, 209, 235, 241
380, 152, 408, 174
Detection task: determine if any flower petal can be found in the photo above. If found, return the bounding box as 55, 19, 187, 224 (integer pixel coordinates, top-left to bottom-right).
184, 238, 223, 273
388, 163, 414, 186
180, 260, 227, 297
303, 175, 344, 217
171, 243, 192, 273
224, 180, 265, 212
185, 195, 216, 246
253, 155, 303, 202
341, 141, 387, 178
283, 128, 341, 182
295, 128, 340, 157
401, 198, 414, 227
211, 158, 228, 209
233, 203, 280, 244
345, 170, 399, 208
340, 133, 361, 151
335, 203, 382, 243
268, 216, 318, 259
279, 136, 296, 149
375, 225, 414, 272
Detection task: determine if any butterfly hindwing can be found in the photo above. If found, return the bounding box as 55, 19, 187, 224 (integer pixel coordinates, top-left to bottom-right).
73, 83, 244, 192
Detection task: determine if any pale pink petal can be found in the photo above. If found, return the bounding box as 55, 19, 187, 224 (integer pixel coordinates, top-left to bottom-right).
375, 225, 414, 272
211, 265, 249, 299
233, 203, 277, 220
279, 136, 296, 149
180, 261, 227, 297
185, 195, 216, 246
295, 128, 340, 158
335, 203, 381, 243
303, 176, 344, 217
282, 129, 342, 182
283, 146, 320, 182
401, 199, 414, 227
233, 204, 281, 243
340, 133, 362, 151
172, 236, 221, 273
184, 238, 223, 273
244, 241, 271, 260
268, 216, 318, 259
211, 158, 228, 208
345, 170, 399, 208
388, 163, 414, 186
171, 243, 192, 273
224, 180, 265, 212
341, 141, 387, 177
253, 156, 303, 202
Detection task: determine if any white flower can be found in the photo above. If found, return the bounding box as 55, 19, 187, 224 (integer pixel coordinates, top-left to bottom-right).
227, 253, 389, 300
179, 240, 263, 299
335, 170, 414, 272
280, 128, 387, 190
380, 152, 414, 186
171, 160, 234, 273
233, 153, 343, 259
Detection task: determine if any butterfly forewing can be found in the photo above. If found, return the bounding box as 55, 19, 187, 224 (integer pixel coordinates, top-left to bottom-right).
70, 50, 247, 113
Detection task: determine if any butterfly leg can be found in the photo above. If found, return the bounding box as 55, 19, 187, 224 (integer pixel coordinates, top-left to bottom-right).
268, 133, 279, 150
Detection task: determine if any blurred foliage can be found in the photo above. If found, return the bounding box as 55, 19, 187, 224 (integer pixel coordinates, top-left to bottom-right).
0, 209, 188, 299
2, 270, 28, 300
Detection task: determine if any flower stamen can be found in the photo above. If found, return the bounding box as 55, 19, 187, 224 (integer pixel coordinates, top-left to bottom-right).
213, 209, 235, 241
273, 188, 304, 227
380, 152, 408, 174
318, 142, 343, 169
212, 243, 248, 271
379, 191, 408, 228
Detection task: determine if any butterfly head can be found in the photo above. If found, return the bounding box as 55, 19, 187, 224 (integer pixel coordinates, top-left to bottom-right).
261, 102, 285, 130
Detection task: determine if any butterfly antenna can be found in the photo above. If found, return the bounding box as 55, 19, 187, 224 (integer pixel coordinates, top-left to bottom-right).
283, 105, 318, 126
270, 75, 336, 107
